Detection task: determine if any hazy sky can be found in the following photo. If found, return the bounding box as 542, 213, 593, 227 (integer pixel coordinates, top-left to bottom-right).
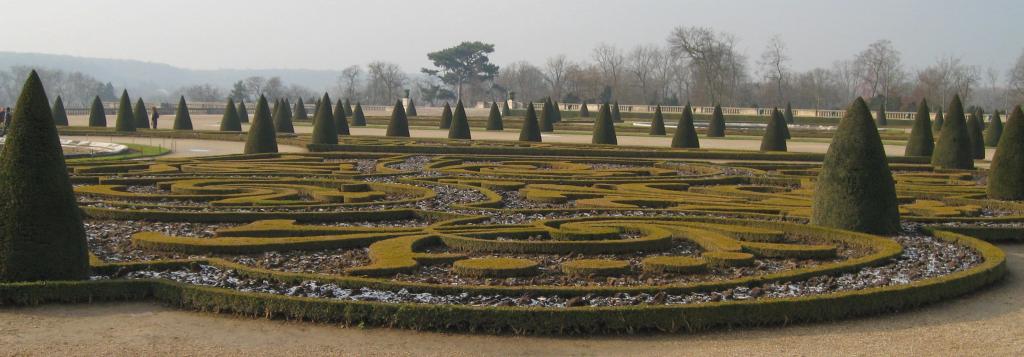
4, 0, 1023, 74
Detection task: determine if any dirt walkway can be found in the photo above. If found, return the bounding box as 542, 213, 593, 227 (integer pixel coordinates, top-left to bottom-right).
58, 135, 306, 158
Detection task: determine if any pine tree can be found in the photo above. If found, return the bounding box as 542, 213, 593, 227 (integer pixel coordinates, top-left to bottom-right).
274, 98, 295, 134
501, 100, 511, 116
172, 96, 193, 130
237, 99, 249, 123
0, 71, 89, 281
219, 98, 242, 131
612, 101, 623, 122
293, 98, 308, 120
133, 97, 149, 129
518, 102, 542, 142
904, 99, 935, 157
244, 95, 278, 154
649, 105, 666, 136
352, 102, 366, 126
540, 98, 555, 132
448, 100, 471, 140
333, 99, 350, 135
406, 98, 418, 117
114, 90, 135, 132
784, 102, 795, 124
671, 104, 700, 148
439, 102, 453, 129
932, 107, 944, 134
760, 108, 787, 151
876, 103, 888, 126
931, 95, 974, 169
811, 97, 900, 235
579, 101, 590, 117
311, 93, 338, 145
966, 111, 985, 159
988, 105, 1024, 200
592, 102, 618, 145
88, 96, 106, 127
486, 101, 503, 130
707, 104, 725, 137
984, 110, 1003, 147
51, 96, 68, 126
386, 99, 410, 137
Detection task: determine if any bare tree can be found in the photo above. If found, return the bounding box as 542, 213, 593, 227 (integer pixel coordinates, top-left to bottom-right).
243, 76, 267, 98
853, 39, 903, 103
667, 26, 746, 105
1007, 50, 1024, 102
592, 43, 626, 100
366, 61, 406, 104
628, 45, 661, 103
496, 61, 547, 102
543, 55, 569, 101
758, 35, 789, 106
338, 65, 362, 101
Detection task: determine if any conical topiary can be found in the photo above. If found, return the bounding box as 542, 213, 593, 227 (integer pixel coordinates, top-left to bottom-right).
612, 101, 622, 122
984, 110, 1003, 147
313, 99, 321, 121
519, 102, 542, 142
311, 93, 338, 145
172, 96, 193, 130
988, 105, 1024, 200
707, 104, 725, 137
649, 105, 666, 136
784, 102, 795, 124
344, 99, 353, 116
386, 99, 410, 137
219, 98, 242, 131
237, 99, 249, 123
501, 100, 511, 116
448, 100, 471, 140
811, 97, 900, 235
486, 101, 503, 130
406, 98, 418, 117
352, 102, 366, 126
904, 99, 935, 157
293, 98, 308, 120
781, 113, 791, 139
976, 109, 986, 130
671, 104, 700, 148
540, 98, 555, 132
931, 95, 974, 169
333, 99, 350, 135
52, 96, 68, 126
88, 96, 106, 127
133, 97, 149, 129
579, 101, 590, 117
553, 101, 562, 122
439, 102, 453, 129
932, 107, 944, 134
592, 102, 617, 145
760, 108, 787, 152
114, 90, 135, 132
274, 98, 295, 133
244, 95, 278, 154
876, 103, 888, 127
966, 111, 985, 159
0, 70, 89, 282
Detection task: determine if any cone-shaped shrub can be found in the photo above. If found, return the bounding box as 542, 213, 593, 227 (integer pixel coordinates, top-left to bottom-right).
311, 93, 338, 145
172, 96, 193, 130
352, 102, 366, 126
52, 96, 68, 126
612, 101, 622, 122
133, 98, 149, 129
592, 102, 618, 145
976, 109, 986, 130
540, 98, 555, 132
904, 99, 935, 157
671, 104, 700, 148
486, 101, 503, 130
812, 97, 900, 234
271, 99, 281, 123
406, 98, 418, 117
88, 96, 106, 127
966, 111, 985, 159
237, 99, 249, 123
760, 108, 787, 152
274, 98, 295, 133
448, 100, 471, 140
649, 105, 666, 136
219, 98, 242, 131
439, 102, 453, 129
553, 101, 562, 122
579, 101, 590, 117
333, 99, 350, 135
984, 110, 1003, 147
988, 105, 1024, 200
932, 107, 944, 134
784, 102, 795, 124
707, 104, 725, 137
501, 100, 511, 116
876, 103, 888, 126
313, 99, 321, 121
244, 95, 278, 154
293, 98, 308, 120
932, 95, 975, 169
344, 99, 353, 116
386, 99, 410, 137
0, 71, 89, 282
781, 115, 791, 139
519, 102, 542, 142
114, 90, 135, 132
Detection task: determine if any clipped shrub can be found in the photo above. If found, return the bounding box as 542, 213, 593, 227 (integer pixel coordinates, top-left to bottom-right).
452, 258, 538, 278
88, 96, 106, 127
649, 105, 666, 136
579, 101, 590, 117
448, 100, 471, 140
553, 101, 562, 122
51, 96, 68, 126
932, 107, 944, 134
562, 259, 630, 276
540, 98, 555, 132
966, 111, 985, 159
0, 71, 89, 282
344, 99, 353, 116
501, 100, 511, 116
876, 103, 888, 127
333, 99, 350, 135
486, 101, 503, 130
984, 110, 1003, 147
133, 97, 149, 129
707, 104, 725, 137
932, 95, 974, 169
439, 102, 453, 129
311, 93, 338, 145
671, 104, 700, 148
114, 90, 135, 132
612, 101, 622, 122
352, 102, 366, 126
274, 98, 295, 134
386, 99, 410, 137
172, 96, 193, 130
784, 102, 795, 124
592, 102, 617, 145
987, 105, 1024, 200
243, 95, 278, 154
811, 97, 900, 235
702, 251, 754, 268
293, 98, 308, 120
237, 99, 249, 123
518, 102, 542, 142
219, 98, 242, 131
760, 108, 787, 152
904, 99, 935, 157
406, 98, 418, 117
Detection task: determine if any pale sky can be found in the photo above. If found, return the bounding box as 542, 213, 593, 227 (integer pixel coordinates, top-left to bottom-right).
3, 0, 1022, 74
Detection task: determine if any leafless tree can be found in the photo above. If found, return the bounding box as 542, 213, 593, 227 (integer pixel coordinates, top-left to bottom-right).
758, 35, 789, 106
1007, 50, 1024, 102
628, 45, 661, 103
243, 76, 267, 98
338, 65, 362, 101
496, 61, 547, 102
592, 43, 626, 100
543, 55, 569, 101
667, 26, 746, 105
853, 39, 904, 103
366, 61, 406, 105
175, 84, 223, 102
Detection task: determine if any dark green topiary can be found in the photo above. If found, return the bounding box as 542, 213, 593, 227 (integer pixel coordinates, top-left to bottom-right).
133, 98, 149, 129
649, 105, 666, 136
707, 104, 725, 137
760, 108, 787, 152
811, 97, 900, 235
311, 93, 338, 145
406, 98, 418, 117
114, 90, 135, 132
486, 101, 503, 130
386, 99, 410, 137
966, 111, 985, 159
333, 99, 350, 135
987, 105, 1024, 200
501, 100, 511, 116
352, 102, 366, 126
984, 110, 1003, 147
579, 101, 590, 117
448, 100, 472, 140
553, 101, 562, 122
172, 96, 193, 130
51, 96, 68, 126
540, 98, 555, 132
612, 101, 622, 122
274, 98, 295, 134
784, 102, 794, 124
876, 103, 888, 127
976, 109, 986, 130
781, 114, 791, 139
904, 99, 934, 157
439, 102, 453, 129
932, 107, 944, 134
293, 98, 308, 120
671, 104, 700, 148
592, 102, 617, 145
931, 95, 975, 169
219, 98, 241, 131
237, 99, 249, 123
519, 102, 542, 142
0, 71, 89, 282
244, 95, 278, 154
344, 99, 353, 116
87, 96, 106, 127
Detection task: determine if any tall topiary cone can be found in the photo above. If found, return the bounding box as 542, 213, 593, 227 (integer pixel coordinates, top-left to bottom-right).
984, 110, 1003, 147
114, 90, 135, 132
553, 101, 562, 122
51, 96, 68, 126
760, 108, 788, 152
386, 99, 410, 137
932, 107, 944, 134
987, 105, 1024, 200
612, 101, 622, 122
579, 101, 590, 117
649, 105, 666, 136
333, 99, 350, 135
244, 95, 278, 154
781, 114, 791, 139
0, 71, 89, 282
876, 103, 888, 127
540, 98, 555, 132
784, 102, 795, 124
172, 96, 193, 130
966, 111, 985, 159
501, 100, 511, 116
439, 102, 453, 129
904, 99, 935, 157
237, 99, 249, 123
88, 96, 106, 127
448, 100, 471, 140
932, 95, 975, 169
219, 98, 242, 131
311, 93, 338, 145
274, 98, 295, 134
293, 98, 308, 120
519, 102, 542, 142
812, 97, 900, 235
406, 98, 418, 117
671, 104, 700, 148
592, 102, 618, 145
352, 102, 366, 126
486, 101, 503, 130
344, 99, 353, 116
707, 104, 725, 137
133, 98, 149, 129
